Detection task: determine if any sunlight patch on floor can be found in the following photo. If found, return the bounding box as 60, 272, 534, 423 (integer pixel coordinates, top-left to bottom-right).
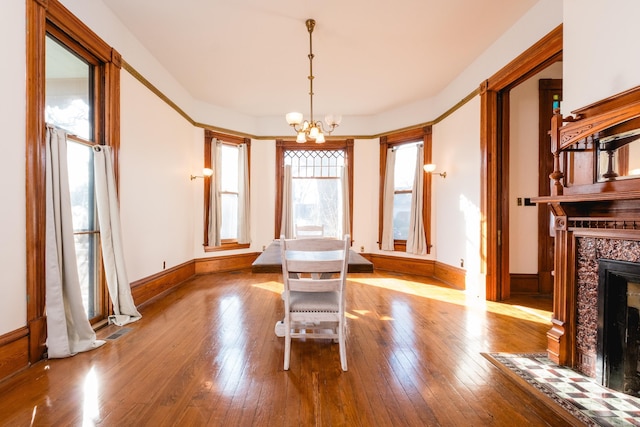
348, 277, 552, 325
251, 281, 283, 295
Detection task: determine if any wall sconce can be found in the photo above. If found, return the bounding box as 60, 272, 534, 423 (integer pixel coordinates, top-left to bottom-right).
190, 168, 214, 181
423, 163, 447, 178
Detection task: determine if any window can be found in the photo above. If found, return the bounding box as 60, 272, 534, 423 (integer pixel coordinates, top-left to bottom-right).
27, 0, 121, 346
203, 131, 251, 250
219, 144, 240, 241
286, 149, 345, 238
391, 143, 420, 240
276, 139, 354, 239
379, 127, 432, 253
45, 34, 105, 320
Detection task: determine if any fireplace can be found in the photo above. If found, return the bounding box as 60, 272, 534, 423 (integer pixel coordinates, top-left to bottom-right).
598, 259, 640, 396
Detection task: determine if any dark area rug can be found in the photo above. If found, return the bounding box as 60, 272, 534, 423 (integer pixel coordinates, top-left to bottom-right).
482, 353, 640, 426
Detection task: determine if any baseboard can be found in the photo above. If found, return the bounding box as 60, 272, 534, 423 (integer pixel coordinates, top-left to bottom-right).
434, 261, 466, 290
366, 254, 466, 290
511, 273, 540, 294
195, 252, 259, 275
367, 253, 435, 276
131, 260, 196, 308
0, 327, 29, 383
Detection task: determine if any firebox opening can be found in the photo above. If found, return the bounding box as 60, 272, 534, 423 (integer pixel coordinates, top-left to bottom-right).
597, 259, 640, 397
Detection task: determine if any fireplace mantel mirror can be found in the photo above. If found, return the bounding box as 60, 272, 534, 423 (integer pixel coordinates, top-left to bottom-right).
596, 117, 640, 182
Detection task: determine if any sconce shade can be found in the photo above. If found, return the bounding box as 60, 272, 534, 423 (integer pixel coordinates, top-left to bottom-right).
423, 163, 446, 178
190, 167, 214, 180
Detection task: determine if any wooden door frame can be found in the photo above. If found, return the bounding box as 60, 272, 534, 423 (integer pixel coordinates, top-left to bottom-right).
480, 25, 562, 301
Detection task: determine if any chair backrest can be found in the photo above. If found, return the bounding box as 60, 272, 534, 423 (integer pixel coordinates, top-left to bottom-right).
280, 235, 349, 293
295, 224, 324, 239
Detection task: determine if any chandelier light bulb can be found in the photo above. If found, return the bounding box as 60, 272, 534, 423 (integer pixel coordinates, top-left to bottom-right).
309, 126, 320, 139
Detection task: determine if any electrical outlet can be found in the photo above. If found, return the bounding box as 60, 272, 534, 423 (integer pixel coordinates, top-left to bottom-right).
517, 197, 522, 206
360, 246, 364, 252
460, 258, 464, 268
262, 245, 266, 251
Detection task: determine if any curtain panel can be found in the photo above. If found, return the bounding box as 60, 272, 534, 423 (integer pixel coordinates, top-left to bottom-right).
45, 125, 105, 358
93, 145, 142, 326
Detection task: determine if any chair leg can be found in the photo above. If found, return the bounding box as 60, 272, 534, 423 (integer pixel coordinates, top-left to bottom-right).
338, 323, 347, 371
284, 333, 291, 371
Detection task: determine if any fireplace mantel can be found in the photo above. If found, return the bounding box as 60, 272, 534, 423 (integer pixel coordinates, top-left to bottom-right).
532, 86, 640, 371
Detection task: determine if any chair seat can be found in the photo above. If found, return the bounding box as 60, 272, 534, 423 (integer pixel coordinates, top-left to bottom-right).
290, 291, 339, 312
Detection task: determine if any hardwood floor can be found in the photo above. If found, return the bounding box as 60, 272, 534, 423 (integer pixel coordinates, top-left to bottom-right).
0, 270, 573, 426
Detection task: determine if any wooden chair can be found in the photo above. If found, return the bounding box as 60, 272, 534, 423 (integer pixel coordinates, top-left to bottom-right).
280, 234, 349, 371
295, 224, 324, 239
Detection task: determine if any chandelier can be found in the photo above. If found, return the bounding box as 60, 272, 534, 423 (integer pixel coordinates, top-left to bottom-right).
286, 19, 341, 143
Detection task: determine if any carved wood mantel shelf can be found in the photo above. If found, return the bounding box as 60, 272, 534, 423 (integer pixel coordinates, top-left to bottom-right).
531, 86, 640, 374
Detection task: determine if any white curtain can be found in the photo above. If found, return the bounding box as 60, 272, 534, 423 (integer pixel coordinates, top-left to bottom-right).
381, 147, 396, 250
341, 165, 351, 238
237, 143, 250, 244
93, 145, 142, 326
280, 165, 294, 238
406, 144, 427, 255
208, 139, 222, 246
45, 125, 105, 358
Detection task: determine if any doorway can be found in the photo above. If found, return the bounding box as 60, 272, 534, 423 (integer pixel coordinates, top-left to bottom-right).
480, 25, 562, 301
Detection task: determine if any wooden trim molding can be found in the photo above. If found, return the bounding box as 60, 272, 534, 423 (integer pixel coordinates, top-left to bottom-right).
0, 327, 30, 382
510, 274, 541, 294
434, 262, 466, 290
480, 24, 563, 302
131, 261, 196, 308
366, 254, 466, 290
195, 253, 259, 275
367, 254, 435, 277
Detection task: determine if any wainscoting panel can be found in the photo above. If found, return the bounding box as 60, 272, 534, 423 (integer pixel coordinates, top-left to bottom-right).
511, 273, 541, 294
367, 254, 466, 289
195, 252, 259, 275
131, 260, 196, 308
0, 327, 29, 382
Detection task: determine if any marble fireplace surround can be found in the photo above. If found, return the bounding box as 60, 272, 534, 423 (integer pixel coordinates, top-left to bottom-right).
574, 236, 640, 378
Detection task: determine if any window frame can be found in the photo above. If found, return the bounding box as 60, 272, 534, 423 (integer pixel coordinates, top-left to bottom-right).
275, 139, 354, 240
379, 127, 432, 253
26, 0, 121, 361
203, 130, 251, 251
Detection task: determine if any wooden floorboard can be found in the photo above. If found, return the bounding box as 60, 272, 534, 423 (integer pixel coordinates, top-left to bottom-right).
0, 270, 577, 426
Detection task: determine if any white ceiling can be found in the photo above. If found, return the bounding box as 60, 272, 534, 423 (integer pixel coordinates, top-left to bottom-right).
102, 0, 540, 119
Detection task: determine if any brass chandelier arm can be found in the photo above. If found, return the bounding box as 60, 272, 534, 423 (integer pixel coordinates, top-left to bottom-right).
285, 18, 341, 143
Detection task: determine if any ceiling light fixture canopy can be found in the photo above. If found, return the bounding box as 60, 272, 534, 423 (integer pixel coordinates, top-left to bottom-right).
286, 19, 341, 144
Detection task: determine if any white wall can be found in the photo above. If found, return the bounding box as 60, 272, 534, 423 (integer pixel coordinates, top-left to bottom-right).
0, 0, 27, 334
563, 0, 640, 114
118, 72, 198, 281
432, 97, 482, 296
509, 62, 563, 274
352, 138, 381, 255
